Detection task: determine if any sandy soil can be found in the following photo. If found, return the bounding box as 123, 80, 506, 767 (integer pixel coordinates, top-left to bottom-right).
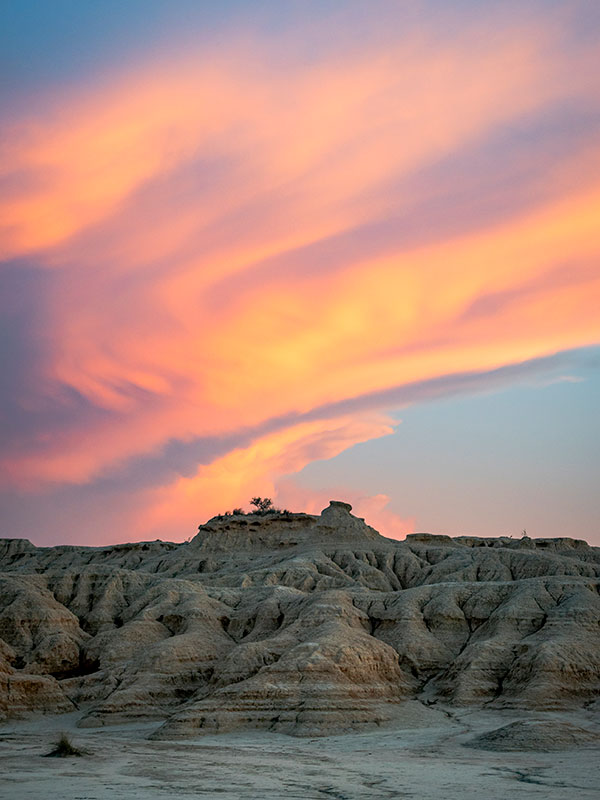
1, 707, 598, 800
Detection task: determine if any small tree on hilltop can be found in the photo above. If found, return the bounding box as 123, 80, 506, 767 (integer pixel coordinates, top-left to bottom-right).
250, 497, 273, 512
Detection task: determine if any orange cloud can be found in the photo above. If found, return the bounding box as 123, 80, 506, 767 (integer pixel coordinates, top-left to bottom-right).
2, 18, 594, 262
136, 414, 397, 538
1, 11, 599, 541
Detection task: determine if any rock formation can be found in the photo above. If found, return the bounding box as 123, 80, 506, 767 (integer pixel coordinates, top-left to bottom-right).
0, 502, 599, 735
464, 719, 600, 751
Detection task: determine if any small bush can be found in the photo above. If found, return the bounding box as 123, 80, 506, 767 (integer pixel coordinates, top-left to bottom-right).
204, 500, 293, 527
250, 497, 273, 512
44, 732, 88, 758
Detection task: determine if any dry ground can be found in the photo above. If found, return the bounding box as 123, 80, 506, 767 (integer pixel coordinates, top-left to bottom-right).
0, 707, 598, 800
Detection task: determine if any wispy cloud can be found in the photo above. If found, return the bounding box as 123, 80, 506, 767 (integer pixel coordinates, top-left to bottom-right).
1, 5, 599, 542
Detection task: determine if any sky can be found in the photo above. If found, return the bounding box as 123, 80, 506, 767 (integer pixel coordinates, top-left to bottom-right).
1, 1, 599, 546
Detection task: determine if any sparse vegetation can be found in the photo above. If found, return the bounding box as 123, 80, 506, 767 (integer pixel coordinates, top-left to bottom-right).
204, 498, 294, 524
44, 732, 88, 758
250, 497, 289, 515
250, 497, 274, 512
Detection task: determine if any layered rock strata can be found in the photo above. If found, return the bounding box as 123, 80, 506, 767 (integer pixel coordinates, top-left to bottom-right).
0, 502, 598, 735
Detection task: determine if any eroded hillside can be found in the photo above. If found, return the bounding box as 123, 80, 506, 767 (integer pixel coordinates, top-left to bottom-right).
1, 501, 599, 736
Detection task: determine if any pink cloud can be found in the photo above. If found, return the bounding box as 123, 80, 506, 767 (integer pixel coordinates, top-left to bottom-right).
274, 479, 415, 541
1, 9, 599, 543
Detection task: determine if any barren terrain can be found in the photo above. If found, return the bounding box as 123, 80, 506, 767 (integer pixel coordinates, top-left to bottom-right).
1, 501, 598, 797
1, 706, 598, 799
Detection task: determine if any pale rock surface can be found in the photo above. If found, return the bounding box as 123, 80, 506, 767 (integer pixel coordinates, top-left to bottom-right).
465, 718, 600, 751
0, 501, 599, 735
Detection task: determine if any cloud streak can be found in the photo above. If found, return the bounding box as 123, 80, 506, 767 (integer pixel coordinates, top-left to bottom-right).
1, 4, 599, 543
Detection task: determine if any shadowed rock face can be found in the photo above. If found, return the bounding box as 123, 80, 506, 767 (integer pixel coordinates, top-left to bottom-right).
0, 502, 599, 736
464, 719, 600, 751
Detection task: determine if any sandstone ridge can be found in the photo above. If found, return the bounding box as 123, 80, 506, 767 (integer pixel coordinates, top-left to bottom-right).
1, 501, 599, 736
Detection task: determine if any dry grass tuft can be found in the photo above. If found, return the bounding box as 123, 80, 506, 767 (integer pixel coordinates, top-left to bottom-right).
44, 732, 89, 758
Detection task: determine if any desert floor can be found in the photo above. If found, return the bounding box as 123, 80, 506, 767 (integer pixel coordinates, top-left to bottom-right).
0, 706, 598, 800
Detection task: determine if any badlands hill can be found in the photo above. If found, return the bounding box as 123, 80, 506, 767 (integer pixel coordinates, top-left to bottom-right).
1, 501, 599, 737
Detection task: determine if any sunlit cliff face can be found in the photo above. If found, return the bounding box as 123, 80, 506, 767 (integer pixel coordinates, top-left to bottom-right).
1, 5, 599, 544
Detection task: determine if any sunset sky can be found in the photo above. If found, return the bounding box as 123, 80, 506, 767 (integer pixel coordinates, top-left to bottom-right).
1, 1, 599, 546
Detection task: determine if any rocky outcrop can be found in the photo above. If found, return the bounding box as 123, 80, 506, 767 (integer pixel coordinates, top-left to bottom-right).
0, 501, 599, 734
465, 719, 600, 751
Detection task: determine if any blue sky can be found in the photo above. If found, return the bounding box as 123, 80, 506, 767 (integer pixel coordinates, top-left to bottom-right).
295, 347, 600, 539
